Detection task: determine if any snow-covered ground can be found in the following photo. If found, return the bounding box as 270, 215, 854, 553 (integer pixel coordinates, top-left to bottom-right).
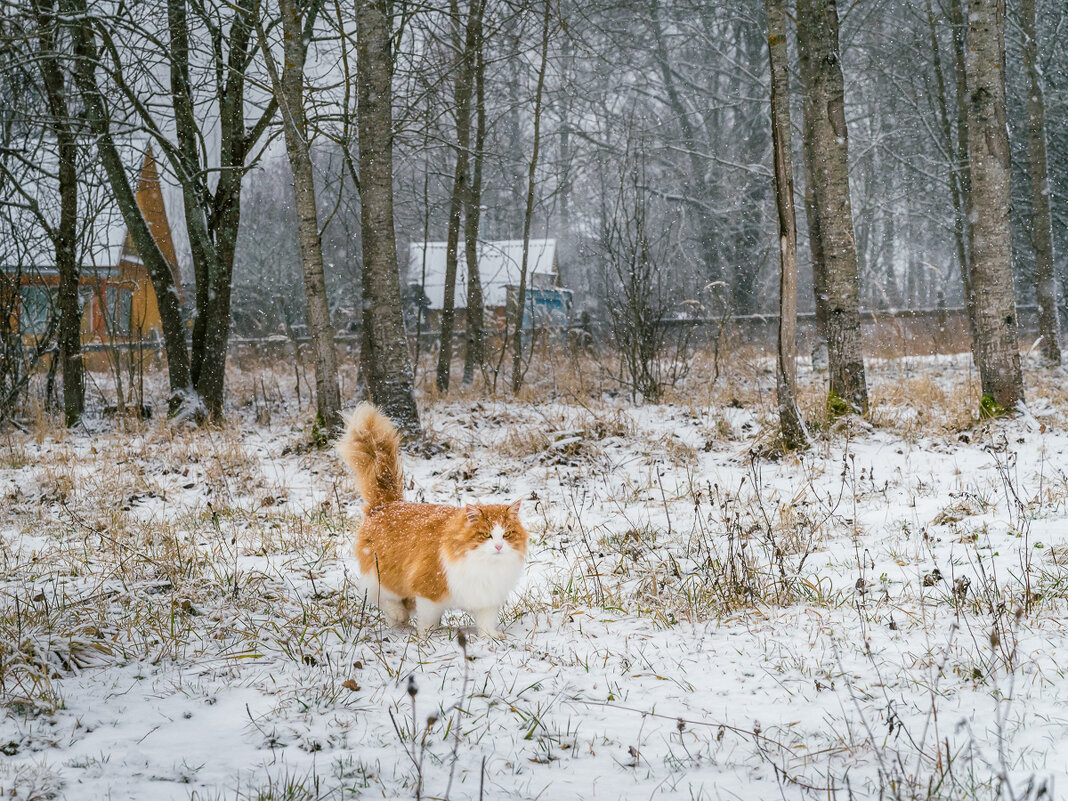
2, 354, 1067, 800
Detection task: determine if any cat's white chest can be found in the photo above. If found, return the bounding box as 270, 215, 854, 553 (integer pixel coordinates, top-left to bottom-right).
443, 544, 525, 611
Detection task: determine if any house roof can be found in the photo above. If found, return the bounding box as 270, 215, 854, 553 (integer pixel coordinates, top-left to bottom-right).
0, 138, 163, 276
408, 238, 557, 309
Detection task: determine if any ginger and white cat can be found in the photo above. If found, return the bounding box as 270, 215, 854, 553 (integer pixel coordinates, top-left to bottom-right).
337, 403, 527, 637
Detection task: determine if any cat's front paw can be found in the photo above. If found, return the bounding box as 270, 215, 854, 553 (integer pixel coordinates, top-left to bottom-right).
471, 608, 504, 639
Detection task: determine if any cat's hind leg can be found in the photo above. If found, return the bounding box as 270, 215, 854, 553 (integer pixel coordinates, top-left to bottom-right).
379, 595, 410, 627
415, 597, 446, 635
471, 607, 503, 639
358, 571, 410, 627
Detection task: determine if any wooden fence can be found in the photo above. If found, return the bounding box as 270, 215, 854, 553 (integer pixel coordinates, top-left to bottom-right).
66, 303, 1057, 361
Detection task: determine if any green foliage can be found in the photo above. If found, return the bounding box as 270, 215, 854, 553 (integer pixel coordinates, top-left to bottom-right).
979, 394, 1009, 419
311, 412, 329, 448
826, 389, 852, 420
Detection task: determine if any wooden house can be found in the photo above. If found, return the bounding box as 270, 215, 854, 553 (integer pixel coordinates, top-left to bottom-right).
1, 144, 182, 347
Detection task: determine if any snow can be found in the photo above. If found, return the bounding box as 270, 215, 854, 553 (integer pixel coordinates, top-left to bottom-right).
2, 360, 1067, 799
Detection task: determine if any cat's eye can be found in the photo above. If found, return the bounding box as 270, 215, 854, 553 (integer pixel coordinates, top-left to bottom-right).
482, 532, 491, 539
503, 532, 512, 538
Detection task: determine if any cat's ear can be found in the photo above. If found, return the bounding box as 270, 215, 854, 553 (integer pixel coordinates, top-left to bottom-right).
464, 504, 482, 523
508, 499, 522, 516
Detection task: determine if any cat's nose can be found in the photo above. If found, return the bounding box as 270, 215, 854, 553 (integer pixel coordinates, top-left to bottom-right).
495, 543, 503, 551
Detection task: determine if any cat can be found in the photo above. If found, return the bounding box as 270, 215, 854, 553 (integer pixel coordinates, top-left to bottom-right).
336, 403, 527, 638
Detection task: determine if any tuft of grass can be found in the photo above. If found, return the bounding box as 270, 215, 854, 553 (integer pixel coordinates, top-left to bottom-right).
979, 393, 1009, 420
0, 760, 64, 801
826, 389, 853, 421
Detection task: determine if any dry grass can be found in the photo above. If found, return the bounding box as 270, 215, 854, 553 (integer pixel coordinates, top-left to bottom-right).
868, 372, 979, 437
0, 419, 367, 726
8, 331, 1063, 447
420, 344, 1060, 448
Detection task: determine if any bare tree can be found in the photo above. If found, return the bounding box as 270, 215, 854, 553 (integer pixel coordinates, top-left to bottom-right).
925, 0, 977, 363
258, 0, 343, 430
436, 0, 481, 393
510, 0, 551, 395
164, 0, 273, 421
963, 0, 1023, 410
0, 133, 61, 424
765, 0, 806, 450
66, 0, 194, 414
355, 0, 420, 437
14, 0, 84, 425
949, 0, 978, 361
796, 0, 867, 415
66, 0, 277, 420
647, 0, 719, 303
598, 141, 693, 403
1020, 0, 1061, 366
461, 0, 487, 387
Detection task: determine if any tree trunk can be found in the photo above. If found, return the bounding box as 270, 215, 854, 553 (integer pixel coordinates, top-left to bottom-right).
53, 112, 83, 429
802, 146, 827, 343
67, 0, 194, 413
798, 9, 826, 358
34, 0, 83, 426
510, 0, 551, 395
925, 0, 974, 358
963, 0, 1023, 409
765, 0, 806, 450
461, 0, 487, 387
164, 0, 270, 422
796, 0, 868, 415
265, 0, 343, 429
355, 0, 421, 437
1021, 0, 1061, 366
436, 0, 480, 394
554, 2, 574, 306
948, 0, 979, 363
167, 0, 221, 415
169, 0, 249, 421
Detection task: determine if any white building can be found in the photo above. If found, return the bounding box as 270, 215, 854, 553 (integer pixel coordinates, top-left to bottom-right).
407, 238, 558, 311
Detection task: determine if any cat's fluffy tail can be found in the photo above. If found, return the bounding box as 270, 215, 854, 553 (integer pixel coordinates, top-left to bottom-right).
337, 403, 404, 509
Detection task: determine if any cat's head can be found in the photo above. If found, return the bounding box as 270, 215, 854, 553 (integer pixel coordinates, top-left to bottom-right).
454, 500, 528, 559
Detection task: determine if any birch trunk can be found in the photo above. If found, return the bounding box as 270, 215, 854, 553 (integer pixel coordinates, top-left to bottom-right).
1020, 0, 1061, 365
799, 4, 826, 358
796, 0, 868, 415
436, 0, 479, 393
266, 0, 342, 429
963, 0, 1023, 409
765, 0, 806, 450
355, 0, 421, 437
802, 146, 826, 343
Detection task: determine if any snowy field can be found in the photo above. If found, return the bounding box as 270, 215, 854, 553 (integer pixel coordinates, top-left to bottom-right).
2, 352, 1067, 800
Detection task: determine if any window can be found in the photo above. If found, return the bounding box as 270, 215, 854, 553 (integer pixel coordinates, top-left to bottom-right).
77, 287, 95, 335
19, 286, 54, 336
105, 286, 133, 336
